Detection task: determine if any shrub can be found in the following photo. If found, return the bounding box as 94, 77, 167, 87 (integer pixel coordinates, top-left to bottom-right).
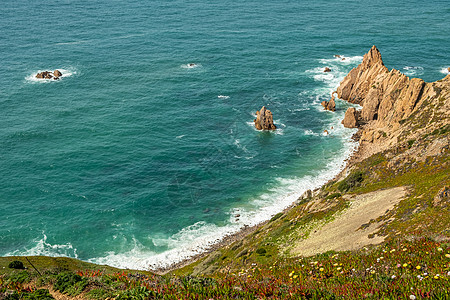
407, 139, 415, 148
269, 212, 284, 222
256, 248, 267, 255
54, 272, 87, 296
7, 271, 30, 283
325, 193, 341, 200
8, 261, 25, 269
337, 171, 364, 192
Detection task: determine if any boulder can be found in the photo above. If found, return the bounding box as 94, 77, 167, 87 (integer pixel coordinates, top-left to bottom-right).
321, 96, 336, 111
254, 106, 276, 130
342, 107, 360, 128
54, 70, 62, 77
324, 67, 331, 72
448, 67, 450, 73
433, 186, 449, 206
334, 55, 341, 59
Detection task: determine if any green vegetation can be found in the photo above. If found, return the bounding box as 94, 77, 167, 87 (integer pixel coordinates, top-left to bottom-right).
8, 261, 25, 270
337, 170, 364, 192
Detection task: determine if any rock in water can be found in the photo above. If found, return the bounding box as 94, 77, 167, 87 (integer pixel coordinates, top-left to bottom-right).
342, 107, 360, 128
324, 67, 331, 72
54, 70, 62, 77
321, 96, 336, 111
254, 106, 276, 130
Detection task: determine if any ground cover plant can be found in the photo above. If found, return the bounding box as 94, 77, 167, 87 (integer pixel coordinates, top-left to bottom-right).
1, 238, 449, 299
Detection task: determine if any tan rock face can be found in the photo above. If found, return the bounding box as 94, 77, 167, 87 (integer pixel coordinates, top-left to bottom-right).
321, 96, 336, 112
254, 106, 276, 130
342, 107, 360, 128
35, 70, 63, 80
337, 45, 436, 128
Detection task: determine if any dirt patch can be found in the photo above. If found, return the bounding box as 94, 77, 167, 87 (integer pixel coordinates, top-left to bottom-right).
290, 186, 407, 257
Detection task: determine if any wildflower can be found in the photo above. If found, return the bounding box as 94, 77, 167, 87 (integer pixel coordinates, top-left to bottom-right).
391, 275, 396, 279
437, 247, 443, 252
370, 270, 376, 274
434, 274, 440, 279
403, 248, 407, 251
396, 263, 401, 268
410, 295, 416, 300
390, 249, 396, 253
293, 275, 298, 279
403, 263, 408, 267
319, 267, 324, 272
337, 267, 342, 271
416, 265, 421, 270
447, 271, 450, 276
445, 254, 450, 258
333, 263, 338, 267
417, 275, 423, 281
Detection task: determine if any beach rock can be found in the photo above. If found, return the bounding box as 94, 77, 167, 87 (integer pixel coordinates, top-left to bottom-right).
53, 70, 62, 77
324, 67, 331, 72
321, 96, 336, 111
342, 107, 360, 128
448, 67, 450, 73
334, 55, 341, 58
254, 106, 276, 130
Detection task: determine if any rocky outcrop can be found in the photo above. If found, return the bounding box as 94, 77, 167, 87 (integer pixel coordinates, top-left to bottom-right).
53, 70, 62, 78
324, 67, 331, 73
35, 70, 62, 80
335, 46, 449, 164
338, 46, 436, 128
254, 106, 276, 130
321, 96, 336, 111
433, 186, 450, 206
341, 107, 360, 128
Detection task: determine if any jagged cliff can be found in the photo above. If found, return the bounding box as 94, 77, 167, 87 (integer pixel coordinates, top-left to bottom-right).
338, 46, 450, 160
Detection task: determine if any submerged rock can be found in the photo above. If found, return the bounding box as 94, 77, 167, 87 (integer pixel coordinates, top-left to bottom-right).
254, 106, 276, 130
324, 67, 331, 72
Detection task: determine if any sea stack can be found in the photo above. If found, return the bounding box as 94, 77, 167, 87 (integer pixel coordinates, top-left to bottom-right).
254, 106, 276, 130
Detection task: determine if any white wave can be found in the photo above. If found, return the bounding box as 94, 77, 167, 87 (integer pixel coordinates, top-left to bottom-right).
181, 63, 201, 69
25, 68, 76, 83
218, 95, 230, 99
440, 67, 450, 74
6, 232, 78, 258
176, 135, 185, 139
402, 66, 424, 77
319, 55, 363, 65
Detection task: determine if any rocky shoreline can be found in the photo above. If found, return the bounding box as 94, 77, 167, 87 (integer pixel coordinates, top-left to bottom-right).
155, 46, 449, 274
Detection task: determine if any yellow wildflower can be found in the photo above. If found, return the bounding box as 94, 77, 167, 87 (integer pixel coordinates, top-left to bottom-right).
319, 267, 324, 272
336, 267, 342, 271
403, 263, 408, 267
293, 275, 298, 279
416, 265, 421, 270
370, 270, 376, 274
437, 247, 443, 252
445, 254, 450, 258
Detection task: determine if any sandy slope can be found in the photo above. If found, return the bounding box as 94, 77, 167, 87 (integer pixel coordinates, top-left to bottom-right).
291, 187, 407, 256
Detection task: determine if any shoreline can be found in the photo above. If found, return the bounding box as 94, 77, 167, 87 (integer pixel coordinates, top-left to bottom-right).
152, 124, 364, 275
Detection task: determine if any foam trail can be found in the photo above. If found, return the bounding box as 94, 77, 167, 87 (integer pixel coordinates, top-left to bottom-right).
440, 67, 450, 75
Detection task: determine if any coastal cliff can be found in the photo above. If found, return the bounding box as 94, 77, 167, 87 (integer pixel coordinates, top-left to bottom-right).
339, 46, 449, 162
1, 48, 449, 299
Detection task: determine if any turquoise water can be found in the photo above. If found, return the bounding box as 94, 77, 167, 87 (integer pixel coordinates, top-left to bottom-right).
1, 0, 449, 270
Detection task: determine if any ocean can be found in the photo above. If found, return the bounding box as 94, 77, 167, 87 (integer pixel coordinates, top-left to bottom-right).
1, 0, 449, 270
